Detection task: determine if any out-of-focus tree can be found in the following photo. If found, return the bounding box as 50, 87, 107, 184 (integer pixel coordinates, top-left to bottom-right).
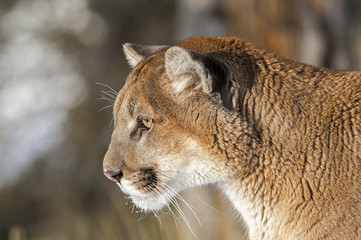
298, 0, 358, 69
225, 0, 358, 69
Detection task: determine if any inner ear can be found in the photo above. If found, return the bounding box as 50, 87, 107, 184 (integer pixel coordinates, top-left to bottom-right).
165, 46, 233, 109
165, 46, 212, 93
123, 43, 168, 68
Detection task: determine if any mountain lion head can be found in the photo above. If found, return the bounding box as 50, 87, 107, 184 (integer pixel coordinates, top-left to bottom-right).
103, 39, 241, 212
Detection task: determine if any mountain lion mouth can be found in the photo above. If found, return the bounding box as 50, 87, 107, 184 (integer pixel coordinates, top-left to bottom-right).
139, 168, 158, 191
116, 172, 183, 213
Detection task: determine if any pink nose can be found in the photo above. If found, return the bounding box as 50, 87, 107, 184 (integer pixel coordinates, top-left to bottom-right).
103, 169, 123, 183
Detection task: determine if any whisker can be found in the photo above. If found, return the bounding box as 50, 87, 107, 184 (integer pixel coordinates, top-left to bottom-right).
162, 184, 202, 226
153, 211, 163, 228
109, 117, 114, 128
154, 173, 200, 212
95, 82, 118, 95
163, 188, 189, 226
157, 182, 198, 238
148, 170, 202, 226
98, 95, 115, 104
96, 84, 117, 125
155, 185, 185, 228
195, 196, 224, 216
97, 104, 114, 112
138, 210, 148, 222
101, 90, 117, 101
164, 203, 181, 228
151, 185, 182, 228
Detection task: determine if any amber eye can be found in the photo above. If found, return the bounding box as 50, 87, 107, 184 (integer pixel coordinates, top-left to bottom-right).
134, 118, 153, 132
142, 118, 152, 129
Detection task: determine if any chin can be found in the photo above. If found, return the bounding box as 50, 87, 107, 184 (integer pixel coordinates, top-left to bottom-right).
130, 194, 170, 212
117, 181, 178, 212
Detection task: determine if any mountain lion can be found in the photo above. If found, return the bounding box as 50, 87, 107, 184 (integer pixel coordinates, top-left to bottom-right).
103, 37, 361, 239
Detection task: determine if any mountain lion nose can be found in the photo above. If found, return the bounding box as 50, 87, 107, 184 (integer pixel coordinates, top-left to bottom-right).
103, 169, 123, 183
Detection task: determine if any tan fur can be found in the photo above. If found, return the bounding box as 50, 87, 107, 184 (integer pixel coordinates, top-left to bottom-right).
103, 37, 361, 240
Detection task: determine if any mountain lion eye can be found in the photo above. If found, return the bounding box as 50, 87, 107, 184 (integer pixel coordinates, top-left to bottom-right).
142, 118, 152, 129
134, 118, 152, 133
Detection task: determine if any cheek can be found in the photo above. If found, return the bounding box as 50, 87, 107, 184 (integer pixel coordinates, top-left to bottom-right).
137, 126, 191, 170
139, 139, 182, 171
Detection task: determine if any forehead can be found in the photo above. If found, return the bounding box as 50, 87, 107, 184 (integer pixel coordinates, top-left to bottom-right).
113, 57, 166, 118
113, 82, 141, 119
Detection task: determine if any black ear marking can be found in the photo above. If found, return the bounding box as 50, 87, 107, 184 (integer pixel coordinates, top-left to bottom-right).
194, 53, 233, 110
165, 46, 233, 109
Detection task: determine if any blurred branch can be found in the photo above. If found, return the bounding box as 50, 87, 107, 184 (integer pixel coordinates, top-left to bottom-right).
8, 226, 26, 240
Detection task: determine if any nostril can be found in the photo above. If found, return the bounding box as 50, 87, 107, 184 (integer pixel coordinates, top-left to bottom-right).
104, 169, 123, 183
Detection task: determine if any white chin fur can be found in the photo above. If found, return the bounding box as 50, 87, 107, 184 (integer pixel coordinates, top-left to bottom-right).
117, 179, 178, 212
130, 194, 173, 211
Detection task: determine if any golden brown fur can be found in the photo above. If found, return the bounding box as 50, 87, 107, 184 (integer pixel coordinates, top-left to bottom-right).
103, 37, 361, 239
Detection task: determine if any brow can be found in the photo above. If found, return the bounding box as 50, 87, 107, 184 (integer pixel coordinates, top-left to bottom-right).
128, 97, 137, 117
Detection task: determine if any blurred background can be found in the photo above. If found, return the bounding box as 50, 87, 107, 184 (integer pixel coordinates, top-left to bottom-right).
0, 0, 360, 239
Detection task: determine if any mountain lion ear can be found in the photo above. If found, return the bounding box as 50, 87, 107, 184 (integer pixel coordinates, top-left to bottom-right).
123, 43, 168, 68
165, 46, 212, 94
